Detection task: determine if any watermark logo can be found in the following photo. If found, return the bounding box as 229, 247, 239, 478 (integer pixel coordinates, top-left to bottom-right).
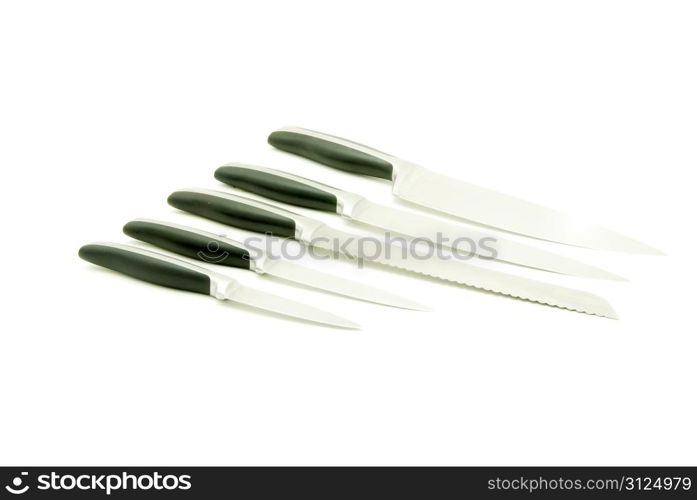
5, 472, 29, 495
193, 232, 499, 267
3, 471, 192, 495
196, 240, 230, 263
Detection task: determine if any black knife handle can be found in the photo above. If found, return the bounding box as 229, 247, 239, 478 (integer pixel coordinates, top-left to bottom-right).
268, 128, 395, 181
215, 165, 339, 212
123, 220, 252, 269
79, 243, 212, 295
167, 190, 297, 238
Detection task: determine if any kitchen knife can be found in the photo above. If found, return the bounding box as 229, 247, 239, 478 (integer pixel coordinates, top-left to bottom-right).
79, 242, 360, 329
123, 218, 427, 310
167, 189, 618, 318
214, 164, 624, 281
267, 127, 662, 255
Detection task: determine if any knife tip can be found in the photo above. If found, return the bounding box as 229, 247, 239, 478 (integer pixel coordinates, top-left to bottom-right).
645, 248, 667, 256
396, 301, 432, 312
595, 302, 619, 320
624, 242, 666, 256
414, 304, 434, 312
608, 239, 666, 256
335, 319, 362, 330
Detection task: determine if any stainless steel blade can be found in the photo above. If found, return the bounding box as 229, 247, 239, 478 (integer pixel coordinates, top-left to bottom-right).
348, 199, 625, 280
260, 259, 428, 310
225, 283, 360, 329
393, 166, 662, 255
307, 225, 618, 318
128, 217, 424, 310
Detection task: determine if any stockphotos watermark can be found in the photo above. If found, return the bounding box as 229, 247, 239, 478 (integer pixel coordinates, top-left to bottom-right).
195, 232, 499, 266
4, 471, 191, 495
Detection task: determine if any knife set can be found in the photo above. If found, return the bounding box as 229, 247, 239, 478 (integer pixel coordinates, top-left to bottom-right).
80, 126, 662, 326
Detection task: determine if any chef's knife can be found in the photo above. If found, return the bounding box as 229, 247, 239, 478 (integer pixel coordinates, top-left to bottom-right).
214, 164, 624, 281
123, 219, 427, 310
167, 189, 618, 318
267, 127, 662, 255
79, 242, 360, 329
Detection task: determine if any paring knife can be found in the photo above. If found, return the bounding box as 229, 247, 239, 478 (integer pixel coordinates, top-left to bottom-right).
214, 164, 624, 281
79, 242, 360, 329
123, 218, 427, 310
167, 189, 618, 319
267, 127, 662, 255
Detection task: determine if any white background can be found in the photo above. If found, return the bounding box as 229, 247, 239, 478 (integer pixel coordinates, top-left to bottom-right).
1, 1, 695, 465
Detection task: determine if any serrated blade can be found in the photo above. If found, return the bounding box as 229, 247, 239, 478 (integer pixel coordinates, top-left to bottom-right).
225, 284, 360, 329
261, 259, 428, 310
394, 167, 662, 255
349, 199, 625, 281
308, 226, 618, 319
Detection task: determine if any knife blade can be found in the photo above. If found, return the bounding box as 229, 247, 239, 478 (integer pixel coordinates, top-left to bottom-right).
167, 189, 618, 318
123, 219, 427, 310
214, 164, 624, 281
79, 242, 360, 329
267, 127, 662, 255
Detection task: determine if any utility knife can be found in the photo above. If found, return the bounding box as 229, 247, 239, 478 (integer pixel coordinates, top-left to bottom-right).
79, 242, 360, 329
267, 127, 661, 255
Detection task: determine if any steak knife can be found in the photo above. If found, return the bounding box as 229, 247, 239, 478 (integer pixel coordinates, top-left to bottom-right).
267, 126, 661, 255
167, 189, 618, 318
79, 242, 360, 329
123, 218, 426, 310
214, 164, 624, 281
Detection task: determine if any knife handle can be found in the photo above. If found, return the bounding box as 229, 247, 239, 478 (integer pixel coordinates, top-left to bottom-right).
123, 219, 252, 269
79, 242, 214, 295
215, 164, 344, 213
167, 189, 321, 239
268, 127, 396, 181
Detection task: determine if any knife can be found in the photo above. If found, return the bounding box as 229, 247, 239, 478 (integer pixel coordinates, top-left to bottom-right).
214, 164, 624, 281
122, 218, 427, 310
79, 242, 360, 329
167, 189, 618, 318
267, 127, 662, 255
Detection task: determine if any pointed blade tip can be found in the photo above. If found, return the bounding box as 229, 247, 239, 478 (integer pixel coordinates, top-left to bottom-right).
389, 300, 432, 312
590, 301, 619, 320
644, 247, 666, 256
574, 267, 628, 282
340, 320, 362, 330
413, 304, 434, 312
600, 308, 619, 320
299, 314, 361, 330
615, 241, 665, 256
